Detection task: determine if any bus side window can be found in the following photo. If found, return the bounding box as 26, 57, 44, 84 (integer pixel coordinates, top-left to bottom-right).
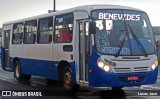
24, 20, 37, 44
12, 23, 23, 44
37, 17, 53, 44
54, 13, 73, 43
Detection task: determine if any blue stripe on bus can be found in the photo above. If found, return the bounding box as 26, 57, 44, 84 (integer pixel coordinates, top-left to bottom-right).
9, 57, 77, 84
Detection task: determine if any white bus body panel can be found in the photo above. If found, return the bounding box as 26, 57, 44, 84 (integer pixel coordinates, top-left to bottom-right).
52, 44, 73, 62
10, 45, 23, 58
22, 44, 37, 59
36, 44, 52, 61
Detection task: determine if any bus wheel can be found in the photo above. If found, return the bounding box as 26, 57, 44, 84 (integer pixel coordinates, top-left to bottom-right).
14, 61, 31, 82
61, 66, 79, 92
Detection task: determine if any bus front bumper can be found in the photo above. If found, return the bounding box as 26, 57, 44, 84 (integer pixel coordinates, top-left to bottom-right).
90, 67, 158, 87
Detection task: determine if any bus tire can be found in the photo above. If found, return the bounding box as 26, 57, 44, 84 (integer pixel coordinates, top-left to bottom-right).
61, 66, 79, 92
14, 61, 31, 82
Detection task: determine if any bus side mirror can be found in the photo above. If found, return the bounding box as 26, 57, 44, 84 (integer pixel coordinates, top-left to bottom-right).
156, 40, 160, 51
156, 44, 159, 52
156, 44, 159, 48
89, 22, 96, 34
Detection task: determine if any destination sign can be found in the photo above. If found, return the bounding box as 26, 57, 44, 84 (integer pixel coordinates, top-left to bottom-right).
101, 47, 130, 55
99, 13, 140, 21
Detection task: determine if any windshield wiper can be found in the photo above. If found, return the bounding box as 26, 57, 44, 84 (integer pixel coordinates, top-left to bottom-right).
115, 10, 133, 58
128, 24, 148, 57
115, 29, 128, 57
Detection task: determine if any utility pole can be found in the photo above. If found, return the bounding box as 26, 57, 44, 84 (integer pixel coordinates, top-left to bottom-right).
48, 0, 56, 13
53, 0, 56, 12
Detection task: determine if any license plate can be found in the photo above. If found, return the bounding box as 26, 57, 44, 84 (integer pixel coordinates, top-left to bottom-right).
128, 76, 138, 81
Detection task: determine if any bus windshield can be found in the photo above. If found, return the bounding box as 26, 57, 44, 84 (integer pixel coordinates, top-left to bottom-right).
92, 10, 156, 56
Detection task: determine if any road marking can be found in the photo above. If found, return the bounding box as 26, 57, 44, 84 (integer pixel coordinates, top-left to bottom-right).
142, 85, 160, 90
0, 77, 18, 84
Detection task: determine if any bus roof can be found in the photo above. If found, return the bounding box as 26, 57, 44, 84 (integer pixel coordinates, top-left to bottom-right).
3, 4, 144, 25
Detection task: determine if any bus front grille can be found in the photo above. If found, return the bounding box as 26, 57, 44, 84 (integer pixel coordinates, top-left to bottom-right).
114, 67, 149, 73
134, 67, 149, 72
114, 68, 130, 73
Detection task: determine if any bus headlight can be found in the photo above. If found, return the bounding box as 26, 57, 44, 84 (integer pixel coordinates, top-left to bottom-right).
97, 59, 111, 72
151, 60, 158, 70
98, 61, 104, 68
104, 65, 110, 72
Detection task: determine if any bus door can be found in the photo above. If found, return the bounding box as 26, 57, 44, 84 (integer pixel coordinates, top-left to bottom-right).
2, 30, 11, 71
79, 21, 89, 83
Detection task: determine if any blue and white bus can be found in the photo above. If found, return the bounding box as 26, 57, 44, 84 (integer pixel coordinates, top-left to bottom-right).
0, 29, 2, 60
1, 4, 158, 90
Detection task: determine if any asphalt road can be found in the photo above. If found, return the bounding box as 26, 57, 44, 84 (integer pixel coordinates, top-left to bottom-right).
0, 67, 159, 99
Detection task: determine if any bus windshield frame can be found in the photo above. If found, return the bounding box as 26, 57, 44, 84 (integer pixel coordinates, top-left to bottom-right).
91, 9, 156, 56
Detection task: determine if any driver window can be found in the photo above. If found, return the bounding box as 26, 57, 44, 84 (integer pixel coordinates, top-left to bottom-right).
142, 20, 150, 39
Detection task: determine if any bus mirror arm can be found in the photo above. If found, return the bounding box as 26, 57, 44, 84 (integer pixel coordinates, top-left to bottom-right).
156, 44, 159, 48
89, 22, 96, 34
156, 44, 159, 52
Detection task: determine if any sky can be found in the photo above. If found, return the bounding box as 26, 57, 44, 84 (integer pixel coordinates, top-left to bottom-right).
0, 0, 160, 27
